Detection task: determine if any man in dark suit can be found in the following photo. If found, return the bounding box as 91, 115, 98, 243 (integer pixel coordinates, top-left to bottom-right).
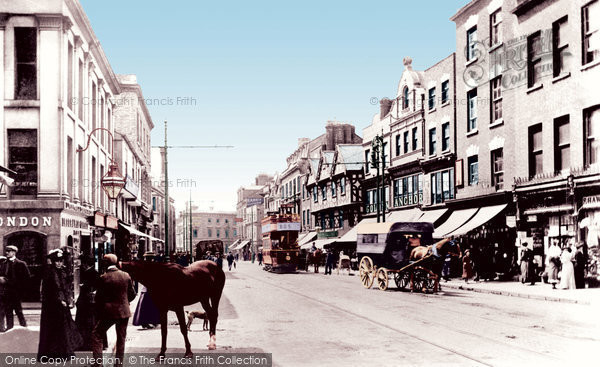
91, 254, 136, 367
2, 245, 30, 330
574, 242, 587, 289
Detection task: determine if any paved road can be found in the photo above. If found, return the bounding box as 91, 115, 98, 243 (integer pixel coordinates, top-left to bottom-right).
5, 262, 598, 366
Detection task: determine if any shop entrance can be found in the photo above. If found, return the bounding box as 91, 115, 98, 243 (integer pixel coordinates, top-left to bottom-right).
4, 231, 47, 302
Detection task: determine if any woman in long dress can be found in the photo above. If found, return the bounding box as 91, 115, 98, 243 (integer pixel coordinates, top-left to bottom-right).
38, 249, 82, 360
462, 250, 473, 283
75, 256, 106, 350
558, 247, 576, 290
546, 241, 561, 289
132, 253, 160, 329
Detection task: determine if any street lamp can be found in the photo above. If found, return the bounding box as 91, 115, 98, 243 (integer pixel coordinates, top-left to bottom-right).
77, 127, 126, 201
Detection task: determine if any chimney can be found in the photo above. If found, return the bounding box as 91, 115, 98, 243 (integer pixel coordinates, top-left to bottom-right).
380, 98, 393, 118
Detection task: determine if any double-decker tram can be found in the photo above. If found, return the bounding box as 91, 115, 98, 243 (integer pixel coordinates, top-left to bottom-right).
261, 205, 300, 273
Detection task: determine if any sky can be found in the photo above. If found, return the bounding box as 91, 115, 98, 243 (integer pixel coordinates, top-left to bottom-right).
80, 0, 467, 214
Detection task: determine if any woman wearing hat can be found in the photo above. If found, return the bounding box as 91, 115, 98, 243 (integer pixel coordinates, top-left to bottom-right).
37, 249, 82, 360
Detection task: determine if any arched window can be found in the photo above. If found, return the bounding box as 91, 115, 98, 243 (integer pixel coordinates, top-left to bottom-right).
403, 87, 409, 109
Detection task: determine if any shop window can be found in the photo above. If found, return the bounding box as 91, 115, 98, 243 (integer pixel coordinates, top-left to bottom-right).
15, 27, 37, 100
431, 169, 455, 205
584, 106, 600, 166
529, 124, 543, 177
491, 148, 504, 190
554, 115, 570, 172
394, 174, 423, 207
338, 210, 344, 229
8, 129, 38, 195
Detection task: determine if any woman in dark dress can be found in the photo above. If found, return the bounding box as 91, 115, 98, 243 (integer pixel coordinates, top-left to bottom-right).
38, 249, 82, 360
132, 252, 161, 329
75, 256, 106, 350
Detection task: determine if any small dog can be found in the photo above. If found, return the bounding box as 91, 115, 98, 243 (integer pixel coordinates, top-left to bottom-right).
185, 310, 208, 331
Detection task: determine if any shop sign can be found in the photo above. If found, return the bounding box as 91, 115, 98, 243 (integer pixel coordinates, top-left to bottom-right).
277, 222, 300, 231
527, 215, 537, 222
318, 230, 338, 238
506, 216, 516, 228
94, 212, 105, 227
0, 216, 52, 227
105, 215, 118, 230
247, 198, 264, 207
583, 195, 600, 208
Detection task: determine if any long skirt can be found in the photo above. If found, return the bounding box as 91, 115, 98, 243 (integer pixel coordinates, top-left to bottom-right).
133, 289, 161, 326
547, 258, 559, 284
559, 261, 576, 289
38, 303, 82, 360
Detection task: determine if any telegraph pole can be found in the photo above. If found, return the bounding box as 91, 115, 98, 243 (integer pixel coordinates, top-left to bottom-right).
381, 131, 386, 223
164, 120, 169, 254
189, 190, 193, 256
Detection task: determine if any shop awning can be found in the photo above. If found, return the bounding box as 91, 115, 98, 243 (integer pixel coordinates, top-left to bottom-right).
228, 239, 241, 250
418, 208, 448, 224
298, 232, 318, 247
357, 221, 397, 235
147, 235, 164, 243
337, 218, 377, 243
432, 208, 478, 238
445, 204, 507, 237
523, 204, 573, 215
387, 207, 423, 223
232, 240, 250, 250
300, 238, 336, 250
119, 223, 151, 238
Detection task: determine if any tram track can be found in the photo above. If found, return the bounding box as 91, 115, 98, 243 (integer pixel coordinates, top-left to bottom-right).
240, 271, 568, 367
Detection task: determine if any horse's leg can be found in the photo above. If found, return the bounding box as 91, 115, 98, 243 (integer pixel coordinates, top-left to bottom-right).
199, 297, 217, 350
158, 309, 168, 358
175, 307, 193, 357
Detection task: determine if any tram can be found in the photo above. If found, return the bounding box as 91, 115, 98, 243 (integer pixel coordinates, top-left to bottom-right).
261, 205, 300, 273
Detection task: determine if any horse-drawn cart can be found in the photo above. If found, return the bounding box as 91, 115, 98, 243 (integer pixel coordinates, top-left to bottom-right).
357, 222, 455, 292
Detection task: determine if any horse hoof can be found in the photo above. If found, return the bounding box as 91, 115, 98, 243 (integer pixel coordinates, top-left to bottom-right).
208, 335, 217, 350
184, 351, 193, 358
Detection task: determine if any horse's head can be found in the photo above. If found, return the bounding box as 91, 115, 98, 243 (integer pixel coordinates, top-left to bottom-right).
438, 239, 461, 257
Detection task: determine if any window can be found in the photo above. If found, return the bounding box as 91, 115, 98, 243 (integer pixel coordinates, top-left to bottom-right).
382, 142, 388, 166
302, 210, 305, 226
340, 177, 345, 195
321, 214, 326, 230
68, 42, 73, 108
193, 229, 198, 238
233, 228, 237, 236
338, 210, 344, 229
217, 229, 220, 238
208, 229, 212, 237
429, 128, 437, 156
208, 218, 211, 223
91, 81, 97, 130
490, 9, 502, 47
529, 124, 544, 177
585, 106, 600, 166
396, 135, 401, 156
441, 80, 449, 104
442, 122, 450, 152
393, 174, 423, 207
329, 213, 334, 229
491, 76, 502, 122
554, 115, 570, 172
583, 1, 600, 65
293, 179, 297, 196
553, 16, 570, 76
468, 155, 479, 186
403, 87, 409, 109
365, 150, 370, 173
404, 132, 409, 154
225, 219, 229, 223
491, 148, 504, 190
331, 181, 337, 197
14, 28, 37, 100
528, 31, 543, 88
8, 129, 38, 195
467, 26, 478, 61
431, 169, 455, 205
78, 60, 84, 120
217, 219, 220, 223
225, 229, 229, 238
366, 188, 378, 213
321, 185, 327, 201
313, 187, 318, 202
412, 127, 418, 151
467, 89, 478, 132
302, 184, 306, 200
428, 87, 436, 110
307, 209, 311, 226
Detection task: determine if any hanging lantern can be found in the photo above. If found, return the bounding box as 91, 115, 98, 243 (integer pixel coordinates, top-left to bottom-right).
101, 163, 126, 200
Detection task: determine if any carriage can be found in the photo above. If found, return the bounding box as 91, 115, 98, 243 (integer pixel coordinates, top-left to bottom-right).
357, 221, 449, 292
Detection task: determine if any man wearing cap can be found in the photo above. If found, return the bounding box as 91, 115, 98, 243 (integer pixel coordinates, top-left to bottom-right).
91, 254, 136, 367
2, 245, 30, 330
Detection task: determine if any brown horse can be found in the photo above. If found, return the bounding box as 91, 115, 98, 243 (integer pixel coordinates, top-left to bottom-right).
409, 238, 461, 292
119, 260, 225, 356
311, 249, 323, 273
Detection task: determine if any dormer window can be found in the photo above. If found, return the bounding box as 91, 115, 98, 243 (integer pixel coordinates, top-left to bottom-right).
403, 87, 409, 109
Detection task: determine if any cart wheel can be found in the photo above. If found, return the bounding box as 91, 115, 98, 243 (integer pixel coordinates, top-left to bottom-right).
395, 271, 410, 290
426, 272, 438, 293
359, 256, 374, 289
376, 268, 389, 291
412, 268, 427, 293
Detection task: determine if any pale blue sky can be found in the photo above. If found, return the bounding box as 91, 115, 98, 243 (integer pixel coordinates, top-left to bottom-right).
80, 0, 466, 213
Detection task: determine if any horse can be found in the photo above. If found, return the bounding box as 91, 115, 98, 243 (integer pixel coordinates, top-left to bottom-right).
311, 249, 323, 273
118, 260, 226, 356
409, 238, 461, 292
